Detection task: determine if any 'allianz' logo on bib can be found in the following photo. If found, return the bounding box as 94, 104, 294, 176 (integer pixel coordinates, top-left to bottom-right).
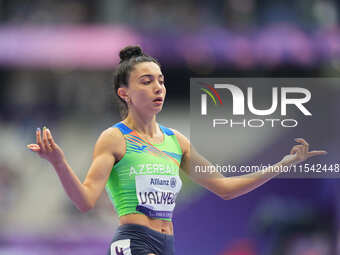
150, 178, 170, 186
150, 177, 177, 188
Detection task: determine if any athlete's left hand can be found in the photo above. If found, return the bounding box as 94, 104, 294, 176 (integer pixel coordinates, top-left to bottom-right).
281, 138, 327, 165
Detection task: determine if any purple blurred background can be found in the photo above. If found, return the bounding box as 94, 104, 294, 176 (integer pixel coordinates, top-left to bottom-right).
0, 0, 340, 254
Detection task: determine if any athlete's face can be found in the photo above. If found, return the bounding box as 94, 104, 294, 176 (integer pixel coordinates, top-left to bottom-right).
125, 61, 166, 114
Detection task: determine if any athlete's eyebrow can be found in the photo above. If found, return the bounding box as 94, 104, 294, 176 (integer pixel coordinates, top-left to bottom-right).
138, 74, 164, 79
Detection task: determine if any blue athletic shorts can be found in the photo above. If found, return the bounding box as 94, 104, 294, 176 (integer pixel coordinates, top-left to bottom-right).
108, 224, 175, 255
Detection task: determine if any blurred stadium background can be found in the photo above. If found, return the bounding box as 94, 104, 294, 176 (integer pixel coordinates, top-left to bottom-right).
0, 0, 340, 254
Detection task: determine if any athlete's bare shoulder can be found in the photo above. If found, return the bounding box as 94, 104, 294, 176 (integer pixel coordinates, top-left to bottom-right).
169, 128, 190, 155
169, 128, 189, 142
95, 126, 125, 161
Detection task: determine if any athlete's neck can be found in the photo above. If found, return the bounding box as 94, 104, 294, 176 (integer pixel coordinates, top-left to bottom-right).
123, 111, 160, 138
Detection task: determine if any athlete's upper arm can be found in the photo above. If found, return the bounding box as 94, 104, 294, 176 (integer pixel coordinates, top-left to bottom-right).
82, 127, 124, 208
171, 129, 226, 198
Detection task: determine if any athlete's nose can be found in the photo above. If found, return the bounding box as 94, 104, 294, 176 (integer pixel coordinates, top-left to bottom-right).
153, 81, 163, 94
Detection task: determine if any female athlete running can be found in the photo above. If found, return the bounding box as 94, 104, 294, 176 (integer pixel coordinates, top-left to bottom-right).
27, 46, 327, 255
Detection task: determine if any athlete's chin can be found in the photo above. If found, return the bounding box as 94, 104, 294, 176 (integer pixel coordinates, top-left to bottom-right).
152, 105, 164, 114
154, 106, 163, 113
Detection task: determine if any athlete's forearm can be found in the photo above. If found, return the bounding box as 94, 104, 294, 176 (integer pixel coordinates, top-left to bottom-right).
221, 159, 292, 200
52, 159, 93, 212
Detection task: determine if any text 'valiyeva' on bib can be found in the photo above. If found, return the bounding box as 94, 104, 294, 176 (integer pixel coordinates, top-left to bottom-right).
135, 175, 182, 219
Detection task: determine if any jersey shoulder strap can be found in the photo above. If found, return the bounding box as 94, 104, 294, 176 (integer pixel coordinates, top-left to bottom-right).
112, 122, 132, 135
159, 125, 174, 136
113, 122, 174, 136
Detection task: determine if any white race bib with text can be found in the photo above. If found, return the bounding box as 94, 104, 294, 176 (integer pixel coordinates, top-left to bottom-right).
135, 175, 182, 218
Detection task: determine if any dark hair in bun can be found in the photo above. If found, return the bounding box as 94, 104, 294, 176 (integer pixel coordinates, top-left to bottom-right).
119, 46, 143, 63
113, 45, 161, 119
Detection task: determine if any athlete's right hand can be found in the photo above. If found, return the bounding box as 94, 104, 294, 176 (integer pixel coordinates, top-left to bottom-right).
27, 127, 65, 166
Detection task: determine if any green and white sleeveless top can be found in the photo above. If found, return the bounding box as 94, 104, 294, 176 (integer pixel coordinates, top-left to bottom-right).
105, 122, 183, 221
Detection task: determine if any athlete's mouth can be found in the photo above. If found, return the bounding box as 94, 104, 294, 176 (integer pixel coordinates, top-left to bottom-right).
153, 97, 163, 102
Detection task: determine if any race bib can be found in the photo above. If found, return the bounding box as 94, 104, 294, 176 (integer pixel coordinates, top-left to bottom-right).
135, 175, 182, 219
111, 239, 131, 255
